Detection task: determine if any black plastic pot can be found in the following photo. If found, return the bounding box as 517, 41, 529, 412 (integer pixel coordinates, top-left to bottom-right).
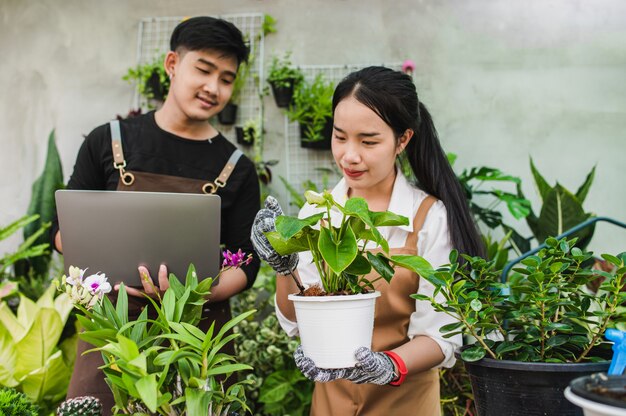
569, 374, 626, 411
458, 351, 611, 416
300, 117, 332, 150
269, 79, 296, 108
218, 103, 238, 125
146, 71, 167, 102
235, 126, 254, 146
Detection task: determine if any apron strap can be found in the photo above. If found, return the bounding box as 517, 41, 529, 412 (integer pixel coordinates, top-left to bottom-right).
404, 195, 438, 250
109, 120, 135, 186
202, 149, 244, 194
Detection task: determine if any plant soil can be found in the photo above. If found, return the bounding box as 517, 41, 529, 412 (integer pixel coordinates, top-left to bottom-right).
589, 385, 626, 402
299, 285, 372, 296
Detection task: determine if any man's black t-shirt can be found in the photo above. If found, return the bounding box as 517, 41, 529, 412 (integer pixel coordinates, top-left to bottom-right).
51, 111, 260, 287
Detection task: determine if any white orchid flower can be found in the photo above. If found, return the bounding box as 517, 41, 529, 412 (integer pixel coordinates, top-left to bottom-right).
83, 273, 112, 298
67, 266, 86, 286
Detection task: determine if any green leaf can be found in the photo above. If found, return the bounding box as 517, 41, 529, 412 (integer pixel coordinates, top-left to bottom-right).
185, 388, 212, 415
136, 374, 158, 413
115, 284, 129, 328
470, 299, 482, 312
369, 211, 409, 227
162, 289, 175, 322
275, 213, 324, 239
389, 255, 435, 277
440, 321, 464, 333
536, 185, 589, 243
530, 158, 551, 202
367, 252, 395, 283
259, 370, 300, 404
318, 225, 357, 274
575, 165, 596, 203
266, 231, 312, 255
344, 254, 372, 275
461, 345, 486, 362
546, 335, 569, 348
14, 307, 63, 379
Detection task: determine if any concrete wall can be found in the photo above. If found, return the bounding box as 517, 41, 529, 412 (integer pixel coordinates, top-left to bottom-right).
1, 0, 624, 257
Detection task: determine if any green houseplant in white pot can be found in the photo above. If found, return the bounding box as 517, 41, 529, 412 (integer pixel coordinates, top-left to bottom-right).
406, 238, 625, 416
263, 190, 434, 368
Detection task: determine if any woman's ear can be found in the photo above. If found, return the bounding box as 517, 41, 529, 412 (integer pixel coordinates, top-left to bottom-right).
396, 129, 414, 155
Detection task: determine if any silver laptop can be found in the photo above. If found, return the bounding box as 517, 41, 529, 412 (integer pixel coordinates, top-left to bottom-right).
55, 190, 221, 287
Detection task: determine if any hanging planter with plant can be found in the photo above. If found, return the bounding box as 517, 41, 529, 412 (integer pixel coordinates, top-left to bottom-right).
218, 61, 251, 125
267, 52, 304, 108
123, 54, 170, 105
286, 74, 335, 150
235, 118, 261, 146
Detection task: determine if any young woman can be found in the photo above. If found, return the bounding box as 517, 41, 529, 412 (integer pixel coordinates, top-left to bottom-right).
252, 66, 484, 415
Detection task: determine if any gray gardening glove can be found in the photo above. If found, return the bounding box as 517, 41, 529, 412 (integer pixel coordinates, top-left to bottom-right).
293, 346, 397, 385
346, 347, 397, 385
293, 346, 357, 382
251, 196, 299, 275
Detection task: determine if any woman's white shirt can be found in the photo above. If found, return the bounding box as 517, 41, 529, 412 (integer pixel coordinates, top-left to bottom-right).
275, 173, 462, 368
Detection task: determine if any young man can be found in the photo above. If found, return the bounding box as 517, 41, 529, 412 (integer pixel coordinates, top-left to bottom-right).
52, 16, 260, 414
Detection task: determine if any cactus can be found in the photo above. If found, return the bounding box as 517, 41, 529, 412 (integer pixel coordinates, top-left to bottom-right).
56, 396, 102, 416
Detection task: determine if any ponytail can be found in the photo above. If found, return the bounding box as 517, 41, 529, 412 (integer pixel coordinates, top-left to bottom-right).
407, 102, 485, 258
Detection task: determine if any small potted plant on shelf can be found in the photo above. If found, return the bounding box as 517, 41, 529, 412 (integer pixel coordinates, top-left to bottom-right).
235, 118, 261, 146
265, 190, 433, 368
123, 54, 170, 106
407, 238, 626, 416
218, 61, 251, 125
286, 74, 334, 150
266, 52, 303, 108
55, 251, 256, 416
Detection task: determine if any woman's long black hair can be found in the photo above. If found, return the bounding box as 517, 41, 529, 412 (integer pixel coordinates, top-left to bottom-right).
332, 66, 484, 258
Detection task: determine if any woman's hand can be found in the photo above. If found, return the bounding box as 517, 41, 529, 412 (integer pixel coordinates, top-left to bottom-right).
114, 264, 170, 299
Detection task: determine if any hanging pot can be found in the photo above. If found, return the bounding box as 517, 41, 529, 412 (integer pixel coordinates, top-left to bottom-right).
218, 103, 238, 125
458, 350, 611, 416
269, 79, 296, 108
288, 291, 380, 368
146, 71, 167, 102
235, 126, 254, 146
300, 117, 332, 150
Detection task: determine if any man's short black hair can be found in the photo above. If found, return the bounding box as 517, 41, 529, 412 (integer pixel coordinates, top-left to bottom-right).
170, 16, 249, 65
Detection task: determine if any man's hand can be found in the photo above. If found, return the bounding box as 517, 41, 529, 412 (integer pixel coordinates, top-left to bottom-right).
114, 264, 170, 299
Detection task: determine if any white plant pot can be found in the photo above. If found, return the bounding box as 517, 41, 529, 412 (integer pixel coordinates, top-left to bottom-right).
288, 291, 381, 369
565, 387, 626, 416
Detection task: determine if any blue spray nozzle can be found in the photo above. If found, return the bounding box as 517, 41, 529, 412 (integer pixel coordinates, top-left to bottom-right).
606, 329, 626, 376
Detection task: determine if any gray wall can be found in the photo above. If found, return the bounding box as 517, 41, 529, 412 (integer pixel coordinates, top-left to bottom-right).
1, 0, 624, 256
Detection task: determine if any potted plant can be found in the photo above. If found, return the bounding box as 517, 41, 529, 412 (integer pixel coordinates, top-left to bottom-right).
285, 74, 334, 150
123, 54, 170, 106
566, 373, 626, 416
55, 251, 256, 415
235, 118, 261, 146
266, 52, 303, 108
218, 61, 251, 125
406, 238, 625, 416
264, 190, 433, 368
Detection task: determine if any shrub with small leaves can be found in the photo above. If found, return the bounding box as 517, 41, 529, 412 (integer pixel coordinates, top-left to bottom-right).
0, 387, 39, 416
56, 396, 102, 416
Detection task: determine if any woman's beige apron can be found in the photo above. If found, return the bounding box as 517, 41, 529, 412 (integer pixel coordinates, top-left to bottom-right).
311, 196, 441, 416
66, 120, 243, 415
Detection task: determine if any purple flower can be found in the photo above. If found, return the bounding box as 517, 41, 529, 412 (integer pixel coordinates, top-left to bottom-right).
222, 249, 253, 269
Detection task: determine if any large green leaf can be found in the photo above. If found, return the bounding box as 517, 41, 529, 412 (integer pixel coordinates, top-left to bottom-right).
0, 325, 17, 387
575, 165, 596, 204
0, 302, 26, 341
19, 349, 72, 404
275, 213, 324, 239
14, 307, 63, 379
530, 158, 551, 202
259, 370, 305, 404
369, 211, 409, 227
24, 129, 64, 275
318, 225, 357, 274
344, 254, 372, 276
367, 252, 395, 283
536, 184, 590, 243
